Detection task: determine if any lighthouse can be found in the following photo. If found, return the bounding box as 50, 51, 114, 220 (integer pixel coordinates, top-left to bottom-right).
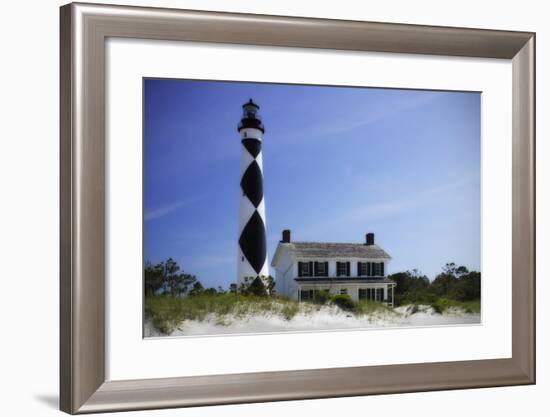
237, 99, 269, 288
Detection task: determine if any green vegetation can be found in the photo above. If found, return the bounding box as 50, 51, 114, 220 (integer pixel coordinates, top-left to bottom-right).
429, 298, 481, 314
330, 294, 355, 311
144, 259, 480, 334
389, 263, 481, 313
145, 292, 396, 335
354, 299, 396, 315
144, 292, 316, 334
144, 258, 199, 297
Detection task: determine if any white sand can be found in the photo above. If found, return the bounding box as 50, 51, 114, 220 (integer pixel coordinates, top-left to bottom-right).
144, 304, 480, 337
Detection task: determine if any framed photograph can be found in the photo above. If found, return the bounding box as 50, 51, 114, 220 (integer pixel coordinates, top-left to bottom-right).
141, 79, 482, 338
60, 2, 535, 414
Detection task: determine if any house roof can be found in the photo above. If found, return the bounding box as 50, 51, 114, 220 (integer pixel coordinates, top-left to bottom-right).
272, 241, 391, 266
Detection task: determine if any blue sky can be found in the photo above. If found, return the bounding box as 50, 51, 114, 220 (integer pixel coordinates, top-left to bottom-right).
143, 78, 480, 289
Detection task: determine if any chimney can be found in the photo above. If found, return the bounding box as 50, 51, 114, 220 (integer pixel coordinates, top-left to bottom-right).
365, 233, 375, 245
281, 229, 291, 243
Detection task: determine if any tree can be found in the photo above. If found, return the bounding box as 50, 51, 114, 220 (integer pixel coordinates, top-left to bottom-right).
431, 262, 470, 301
144, 258, 199, 297
450, 271, 480, 301
264, 275, 276, 295
247, 277, 268, 296
241, 276, 267, 296
188, 281, 204, 296
163, 258, 198, 296
238, 275, 275, 296
388, 269, 430, 305
388, 263, 480, 306
144, 261, 164, 296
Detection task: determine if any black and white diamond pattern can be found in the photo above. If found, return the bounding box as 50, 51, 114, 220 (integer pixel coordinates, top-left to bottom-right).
238, 136, 268, 284
240, 160, 263, 207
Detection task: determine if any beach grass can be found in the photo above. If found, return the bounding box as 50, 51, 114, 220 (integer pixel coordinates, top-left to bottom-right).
429, 298, 481, 314
144, 293, 477, 335
145, 293, 394, 335
145, 293, 314, 334
353, 299, 397, 316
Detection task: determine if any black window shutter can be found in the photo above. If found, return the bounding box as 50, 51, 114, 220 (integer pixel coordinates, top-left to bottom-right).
381, 262, 385, 276
309, 261, 314, 277
367, 262, 371, 277
346, 261, 350, 276
313, 261, 317, 276
298, 262, 303, 277
336, 262, 340, 277
357, 262, 362, 276
324, 261, 329, 276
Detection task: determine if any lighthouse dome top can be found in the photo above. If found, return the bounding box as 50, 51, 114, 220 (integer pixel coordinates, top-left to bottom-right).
242, 98, 260, 110
238, 98, 265, 133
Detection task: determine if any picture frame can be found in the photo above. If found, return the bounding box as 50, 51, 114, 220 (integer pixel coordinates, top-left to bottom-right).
59, 2, 535, 414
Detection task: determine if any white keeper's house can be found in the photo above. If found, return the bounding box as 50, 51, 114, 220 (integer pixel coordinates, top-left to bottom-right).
272, 230, 396, 306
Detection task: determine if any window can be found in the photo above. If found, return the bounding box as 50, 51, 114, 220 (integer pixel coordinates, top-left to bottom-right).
336, 261, 349, 277
359, 288, 385, 300
358, 262, 367, 276
361, 288, 382, 301
298, 261, 312, 277
314, 261, 328, 277
373, 262, 385, 276
300, 289, 323, 301
340, 288, 348, 295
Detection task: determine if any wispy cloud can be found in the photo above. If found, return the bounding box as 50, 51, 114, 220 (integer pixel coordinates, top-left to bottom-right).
345, 176, 477, 223
273, 92, 441, 145
298, 175, 477, 239
144, 197, 202, 221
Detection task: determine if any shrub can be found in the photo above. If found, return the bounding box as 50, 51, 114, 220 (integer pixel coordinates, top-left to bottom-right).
331, 294, 355, 312
243, 276, 267, 296
314, 289, 332, 305
239, 276, 275, 296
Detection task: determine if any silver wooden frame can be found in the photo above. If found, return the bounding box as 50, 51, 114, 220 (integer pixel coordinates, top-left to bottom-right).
60, 2, 535, 414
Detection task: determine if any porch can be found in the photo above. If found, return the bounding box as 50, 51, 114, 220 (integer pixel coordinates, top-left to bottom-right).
296, 280, 396, 307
